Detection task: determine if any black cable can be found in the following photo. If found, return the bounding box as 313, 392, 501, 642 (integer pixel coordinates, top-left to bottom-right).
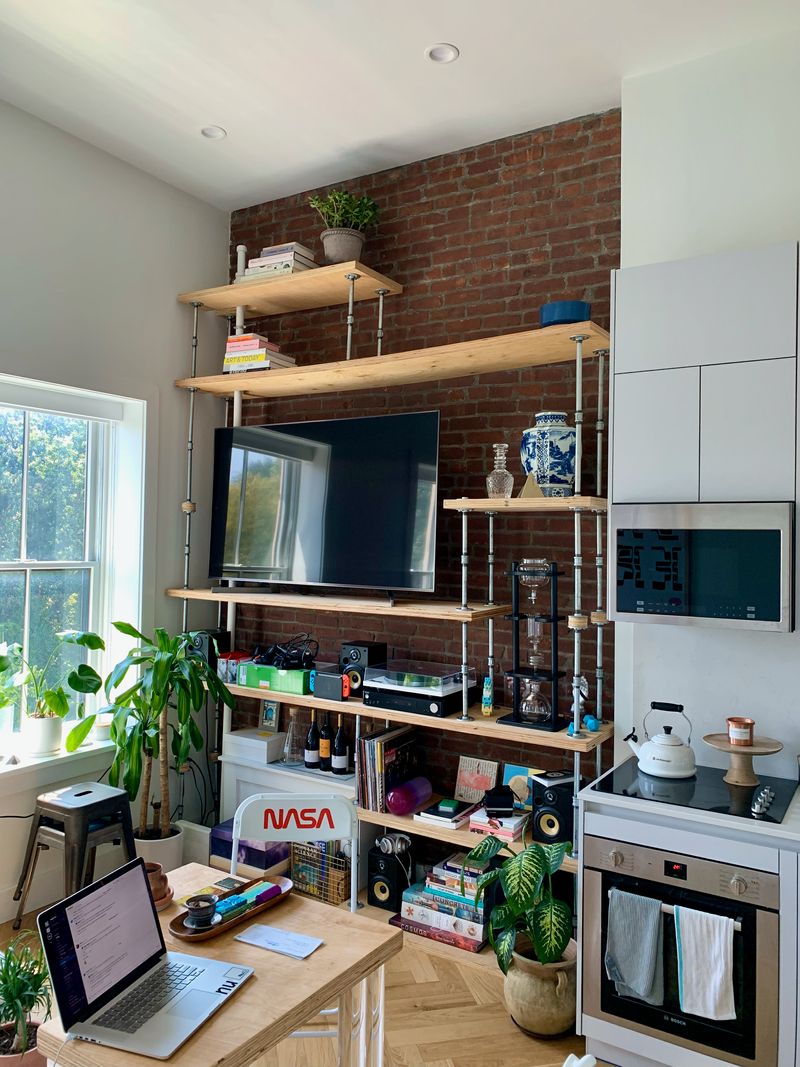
187, 758, 211, 824
0, 812, 34, 819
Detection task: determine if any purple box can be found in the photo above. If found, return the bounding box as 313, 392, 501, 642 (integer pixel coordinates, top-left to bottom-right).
210, 818, 289, 871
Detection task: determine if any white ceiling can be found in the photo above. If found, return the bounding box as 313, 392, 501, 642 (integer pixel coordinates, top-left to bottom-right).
0, 0, 799, 211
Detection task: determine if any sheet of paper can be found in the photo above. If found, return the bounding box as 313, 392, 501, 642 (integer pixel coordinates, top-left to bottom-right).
234, 924, 323, 959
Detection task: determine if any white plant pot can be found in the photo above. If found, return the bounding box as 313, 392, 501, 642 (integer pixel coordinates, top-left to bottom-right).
135, 826, 184, 873
23, 716, 63, 758
92, 714, 115, 742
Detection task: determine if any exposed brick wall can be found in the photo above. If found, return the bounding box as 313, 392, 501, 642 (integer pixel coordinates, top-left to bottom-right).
226, 109, 620, 794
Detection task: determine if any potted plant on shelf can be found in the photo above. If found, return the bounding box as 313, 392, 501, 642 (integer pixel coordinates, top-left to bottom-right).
308, 187, 379, 264
461, 836, 576, 1036
0, 632, 104, 758
0, 932, 51, 1064
71, 622, 235, 872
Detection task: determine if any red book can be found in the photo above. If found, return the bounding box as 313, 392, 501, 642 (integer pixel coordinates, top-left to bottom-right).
392, 914, 486, 953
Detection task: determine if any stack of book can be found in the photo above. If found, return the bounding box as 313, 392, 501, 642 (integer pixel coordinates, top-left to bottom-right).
468, 807, 528, 843
356, 725, 417, 813
223, 332, 297, 374
395, 850, 491, 953
234, 241, 317, 283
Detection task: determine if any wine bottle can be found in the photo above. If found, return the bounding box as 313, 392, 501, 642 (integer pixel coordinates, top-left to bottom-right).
319, 711, 333, 771
304, 709, 320, 769
332, 714, 349, 775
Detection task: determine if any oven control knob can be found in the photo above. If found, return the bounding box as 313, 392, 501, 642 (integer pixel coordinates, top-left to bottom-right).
729, 876, 748, 896
608, 849, 624, 868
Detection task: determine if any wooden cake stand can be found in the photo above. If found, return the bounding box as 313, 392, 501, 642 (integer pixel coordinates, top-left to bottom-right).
703, 733, 783, 786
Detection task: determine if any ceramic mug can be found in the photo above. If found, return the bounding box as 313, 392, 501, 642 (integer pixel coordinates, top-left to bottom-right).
185, 894, 218, 927
145, 861, 169, 901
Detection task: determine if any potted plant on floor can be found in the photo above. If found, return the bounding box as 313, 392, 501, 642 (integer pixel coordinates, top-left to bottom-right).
461, 837, 577, 1036
0, 632, 104, 758
308, 187, 379, 264
0, 933, 51, 1064
70, 622, 234, 872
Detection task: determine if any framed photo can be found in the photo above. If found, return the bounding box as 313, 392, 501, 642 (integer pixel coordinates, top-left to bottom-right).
260, 699, 281, 733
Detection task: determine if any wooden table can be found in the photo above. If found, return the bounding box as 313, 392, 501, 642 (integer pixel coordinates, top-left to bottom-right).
38, 863, 402, 1067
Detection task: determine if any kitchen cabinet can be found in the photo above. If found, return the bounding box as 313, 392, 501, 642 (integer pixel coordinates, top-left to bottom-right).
614, 242, 798, 374
700, 358, 797, 501
612, 367, 699, 503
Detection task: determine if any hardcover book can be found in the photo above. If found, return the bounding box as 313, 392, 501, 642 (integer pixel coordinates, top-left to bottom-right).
455, 756, 499, 804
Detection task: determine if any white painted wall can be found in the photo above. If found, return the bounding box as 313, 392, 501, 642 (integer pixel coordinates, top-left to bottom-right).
0, 102, 229, 918
616, 34, 800, 777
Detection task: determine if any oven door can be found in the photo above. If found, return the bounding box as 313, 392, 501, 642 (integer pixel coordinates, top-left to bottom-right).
609, 502, 794, 632
583, 866, 779, 1067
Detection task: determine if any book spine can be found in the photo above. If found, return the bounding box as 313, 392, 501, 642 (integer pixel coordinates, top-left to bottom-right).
401, 888, 483, 922
423, 880, 481, 907
225, 338, 275, 351
400, 903, 485, 939
258, 242, 316, 260
249, 252, 316, 269
399, 917, 485, 953
223, 350, 283, 362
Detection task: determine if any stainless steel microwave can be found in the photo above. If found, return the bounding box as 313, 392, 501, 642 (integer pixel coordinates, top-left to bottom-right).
609, 502, 795, 632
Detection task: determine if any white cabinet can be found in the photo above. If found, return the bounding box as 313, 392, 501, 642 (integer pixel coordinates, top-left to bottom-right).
614, 242, 798, 374
700, 358, 797, 501
612, 367, 699, 503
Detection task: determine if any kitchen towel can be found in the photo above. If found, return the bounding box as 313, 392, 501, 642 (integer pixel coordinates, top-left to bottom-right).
604, 888, 664, 1005
674, 905, 736, 1020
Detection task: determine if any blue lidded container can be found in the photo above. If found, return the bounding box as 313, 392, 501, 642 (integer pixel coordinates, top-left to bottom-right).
539, 300, 591, 327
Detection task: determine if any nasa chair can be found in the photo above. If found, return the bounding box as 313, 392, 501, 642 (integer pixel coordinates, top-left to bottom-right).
231, 794, 381, 1066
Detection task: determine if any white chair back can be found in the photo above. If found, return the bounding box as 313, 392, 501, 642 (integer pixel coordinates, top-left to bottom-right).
230, 792, 359, 911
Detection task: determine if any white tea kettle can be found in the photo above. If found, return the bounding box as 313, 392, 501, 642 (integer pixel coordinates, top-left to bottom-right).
624, 701, 697, 779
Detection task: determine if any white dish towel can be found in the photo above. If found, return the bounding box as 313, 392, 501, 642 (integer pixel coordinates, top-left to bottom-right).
674, 905, 736, 1020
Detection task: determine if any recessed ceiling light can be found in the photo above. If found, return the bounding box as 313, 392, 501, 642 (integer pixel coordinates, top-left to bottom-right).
425, 42, 460, 64
200, 125, 227, 140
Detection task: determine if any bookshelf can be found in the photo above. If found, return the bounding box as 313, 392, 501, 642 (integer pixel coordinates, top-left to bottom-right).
443, 496, 608, 513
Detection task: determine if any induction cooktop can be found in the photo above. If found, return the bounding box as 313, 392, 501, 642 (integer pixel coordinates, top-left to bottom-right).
591, 758, 798, 823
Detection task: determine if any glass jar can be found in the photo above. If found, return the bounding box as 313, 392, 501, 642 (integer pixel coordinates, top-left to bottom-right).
486, 443, 514, 499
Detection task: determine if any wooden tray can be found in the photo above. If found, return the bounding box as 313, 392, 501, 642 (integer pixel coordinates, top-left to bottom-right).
168, 875, 293, 942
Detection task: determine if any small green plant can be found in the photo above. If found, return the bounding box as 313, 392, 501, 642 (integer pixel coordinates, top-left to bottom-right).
308, 188, 379, 231
0, 631, 104, 721
0, 933, 51, 1054
461, 837, 572, 974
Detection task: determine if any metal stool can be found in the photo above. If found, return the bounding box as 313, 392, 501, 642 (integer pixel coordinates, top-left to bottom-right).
13, 781, 136, 929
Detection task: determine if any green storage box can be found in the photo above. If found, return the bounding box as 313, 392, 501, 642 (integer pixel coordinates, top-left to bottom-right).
237, 662, 312, 695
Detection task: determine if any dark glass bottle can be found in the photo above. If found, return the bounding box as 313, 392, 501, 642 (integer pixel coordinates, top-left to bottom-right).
304, 709, 320, 770
318, 711, 333, 771
332, 714, 349, 775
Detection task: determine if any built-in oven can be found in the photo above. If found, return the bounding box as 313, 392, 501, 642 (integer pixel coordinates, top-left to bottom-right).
582, 835, 779, 1067
609, 502, 794, 631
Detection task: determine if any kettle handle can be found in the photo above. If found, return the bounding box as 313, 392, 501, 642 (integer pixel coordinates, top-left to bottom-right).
644, 702, 692, 745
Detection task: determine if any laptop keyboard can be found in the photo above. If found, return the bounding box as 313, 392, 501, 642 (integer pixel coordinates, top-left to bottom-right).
95, 961, 203, 1033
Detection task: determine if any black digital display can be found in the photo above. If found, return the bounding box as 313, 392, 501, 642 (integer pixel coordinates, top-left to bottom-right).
616, 528, 781, 622
664, 860, 688, 880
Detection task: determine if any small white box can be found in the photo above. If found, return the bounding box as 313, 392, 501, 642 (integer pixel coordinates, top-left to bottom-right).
222, 728, 287, 764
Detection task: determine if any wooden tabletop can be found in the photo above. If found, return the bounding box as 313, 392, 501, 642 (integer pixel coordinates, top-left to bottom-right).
38, 863, 403, 1067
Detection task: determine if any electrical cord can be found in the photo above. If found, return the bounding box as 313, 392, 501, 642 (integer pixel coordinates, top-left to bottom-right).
49, 1033, 74, 1066
0, 812, 34, 819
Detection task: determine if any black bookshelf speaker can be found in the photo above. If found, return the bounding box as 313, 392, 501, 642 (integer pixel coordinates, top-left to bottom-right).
185, 628, 231, 673
340, 641, 387, 673
531, 780, 574, 844
367, 845, 405, 911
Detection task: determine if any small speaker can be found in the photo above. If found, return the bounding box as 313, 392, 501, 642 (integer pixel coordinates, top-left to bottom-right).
531, 780, 575, 844
367, 845, 406, 912
340, 641, 387, 673
185, 629, 231, 673
342, 663, 365, 694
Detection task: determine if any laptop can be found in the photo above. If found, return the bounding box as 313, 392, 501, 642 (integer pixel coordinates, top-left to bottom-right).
37, 857, 253, 1059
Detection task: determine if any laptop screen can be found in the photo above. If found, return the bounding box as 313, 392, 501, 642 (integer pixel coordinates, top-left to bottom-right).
38, 858, 166, 1031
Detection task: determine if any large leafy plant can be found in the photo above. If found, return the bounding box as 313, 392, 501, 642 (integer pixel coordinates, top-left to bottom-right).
461, 837, 572, 974
0, 631, 104, 721
0, 933, 51, 1054
70, 622, 235, 839
308, 187, 379, 231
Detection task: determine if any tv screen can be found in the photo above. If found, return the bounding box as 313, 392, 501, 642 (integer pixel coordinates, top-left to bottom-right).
209, 411, 439, 592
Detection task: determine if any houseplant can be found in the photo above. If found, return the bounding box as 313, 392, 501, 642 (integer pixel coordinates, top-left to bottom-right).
308, 187, 379, 264
0, 632, 104, 757
461, 836, 576, 1035
70, 622, 234, 870
0, 932, 51, 1064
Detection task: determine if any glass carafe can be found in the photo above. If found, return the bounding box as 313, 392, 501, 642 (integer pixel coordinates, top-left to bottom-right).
486, 443, 514, 499
519, 679, 551, 724
282, 707, 304, 766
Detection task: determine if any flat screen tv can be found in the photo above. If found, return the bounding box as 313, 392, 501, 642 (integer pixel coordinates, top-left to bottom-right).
209, 411, 439, 592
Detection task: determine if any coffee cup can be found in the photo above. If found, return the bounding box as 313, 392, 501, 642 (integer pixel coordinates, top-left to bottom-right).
185, 894, 218, 927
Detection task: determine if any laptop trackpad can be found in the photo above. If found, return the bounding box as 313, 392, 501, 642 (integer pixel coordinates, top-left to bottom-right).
168, 990, 219, 1019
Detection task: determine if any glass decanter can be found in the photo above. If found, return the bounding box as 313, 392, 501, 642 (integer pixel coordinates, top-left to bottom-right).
282, 707, 305, 766
486, 443, 514, 499
519, 678, 551, 724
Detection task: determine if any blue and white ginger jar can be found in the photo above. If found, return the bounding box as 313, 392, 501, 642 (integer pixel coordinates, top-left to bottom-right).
520, 411, 576, 497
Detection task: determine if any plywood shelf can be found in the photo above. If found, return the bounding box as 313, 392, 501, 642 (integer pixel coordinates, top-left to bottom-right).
174, 322, 610, 399
167, 587, 510, 623
177, 261, 402, 317
222, 682, 612, 753
444, 496, 608, 513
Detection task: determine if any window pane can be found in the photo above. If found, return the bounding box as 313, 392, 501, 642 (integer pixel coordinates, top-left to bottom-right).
26, 413, 89, 561
28, 569, 90, 709
0, 571, 25, 647
0, 408, 23, 561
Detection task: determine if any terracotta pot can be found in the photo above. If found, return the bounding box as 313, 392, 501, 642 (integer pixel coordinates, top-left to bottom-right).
320, 227, 365, 264
503, 937, 577, 1036
0, 1022, 45, 1064
135, 826, 183, 873
144, 861, 169, 901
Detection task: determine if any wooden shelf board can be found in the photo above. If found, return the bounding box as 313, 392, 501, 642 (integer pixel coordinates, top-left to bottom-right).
223, 682, 613, 753
444, 496, 608, 513
174, 322, 610, 399
167, 587, 510, 623
177, 261, 402, 317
